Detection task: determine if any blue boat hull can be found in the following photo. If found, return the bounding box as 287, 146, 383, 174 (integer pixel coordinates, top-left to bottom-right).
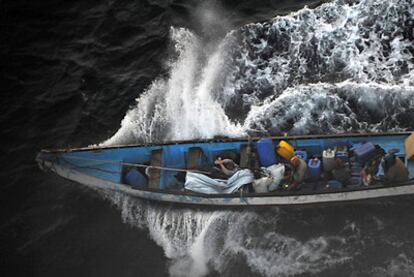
37, 132, 414, 206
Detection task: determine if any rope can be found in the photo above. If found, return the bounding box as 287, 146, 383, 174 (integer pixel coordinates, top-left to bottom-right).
62, 155, 211, 175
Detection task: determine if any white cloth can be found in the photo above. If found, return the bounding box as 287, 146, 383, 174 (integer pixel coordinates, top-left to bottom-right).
253, 177, 273, 193
184, 169, 254, 194
267, 164, 285, 191
252, 164, 286, 193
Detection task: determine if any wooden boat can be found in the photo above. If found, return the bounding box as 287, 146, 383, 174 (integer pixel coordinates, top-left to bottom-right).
36, 132, 414, 206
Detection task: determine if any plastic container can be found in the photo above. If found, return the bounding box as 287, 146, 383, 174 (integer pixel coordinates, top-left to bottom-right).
256, 138, 277, 167
276, 140, 295, 161
125, 168, 148, 189
335, 151, 349, 162
295, 150, 308, 161
308, 158, 321, 180
350, 143, 364, 151
353, 142, 376, 164
323, 149, 336, 172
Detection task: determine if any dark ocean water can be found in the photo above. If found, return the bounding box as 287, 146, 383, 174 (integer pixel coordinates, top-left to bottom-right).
2, 0, 414, 276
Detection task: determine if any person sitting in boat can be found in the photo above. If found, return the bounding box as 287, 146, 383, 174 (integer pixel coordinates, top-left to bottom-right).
361, 145, 386, 186
332, 158, 351, 185
214, 157, 239, 177
289, 155, 307, 190
382, 151, 409, 183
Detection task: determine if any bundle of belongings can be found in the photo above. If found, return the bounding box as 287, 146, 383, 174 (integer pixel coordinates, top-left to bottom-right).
184, 159, 288, 194
184, 146, 285, 194
184, 137, 412, 194
184, 153, 254, 194
252, 163, 286, 193
184, 141, 309, 194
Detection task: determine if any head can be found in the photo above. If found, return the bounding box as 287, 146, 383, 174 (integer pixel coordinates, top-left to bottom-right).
382, 152, 396, 171
290, 156, 300, 168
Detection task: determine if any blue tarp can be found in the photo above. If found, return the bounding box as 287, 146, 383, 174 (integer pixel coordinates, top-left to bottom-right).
184, 169, 254, 194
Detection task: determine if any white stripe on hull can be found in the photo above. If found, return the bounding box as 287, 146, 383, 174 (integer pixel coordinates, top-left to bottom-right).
47, 162, 414, 206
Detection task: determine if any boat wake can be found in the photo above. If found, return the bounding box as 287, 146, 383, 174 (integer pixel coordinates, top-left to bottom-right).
99, 189, 414, 277
108, 192, 352, 277
99, 0, 414, 275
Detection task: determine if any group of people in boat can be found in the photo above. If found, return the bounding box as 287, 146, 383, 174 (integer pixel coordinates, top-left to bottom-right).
203, 139, 410, 194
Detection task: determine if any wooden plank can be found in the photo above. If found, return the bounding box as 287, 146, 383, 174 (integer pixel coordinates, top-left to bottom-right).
187, 147, 203, 170
148, 149, 162, 189
239, 144, 250, 168
405, 132, 414, 160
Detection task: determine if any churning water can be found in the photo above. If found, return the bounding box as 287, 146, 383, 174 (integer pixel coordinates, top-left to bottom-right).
104, 0, 414, 146
97, 0, 414, 276
109, 193, 354, 276
3, 0, 414, 276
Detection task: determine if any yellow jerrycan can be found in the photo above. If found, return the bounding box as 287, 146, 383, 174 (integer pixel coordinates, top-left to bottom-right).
276, 140, 295, 161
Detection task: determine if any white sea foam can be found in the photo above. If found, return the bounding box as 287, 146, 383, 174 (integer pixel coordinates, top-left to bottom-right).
101, 0, 414, 275
109, 193, 351, 277
103, 27, 244, 145
103, 0, 414, 145
243, 81, 414, 134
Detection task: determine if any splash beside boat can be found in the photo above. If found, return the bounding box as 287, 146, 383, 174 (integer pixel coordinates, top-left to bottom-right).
36, 132, 414, 206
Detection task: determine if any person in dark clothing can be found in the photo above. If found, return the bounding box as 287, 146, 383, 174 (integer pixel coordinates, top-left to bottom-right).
361, 145, 386, 186
382, 152, 409, 183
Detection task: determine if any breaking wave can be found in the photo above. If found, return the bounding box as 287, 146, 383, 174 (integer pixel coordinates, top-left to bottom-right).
99, 0, 414, 276
103, 27, 246, 145
103, 0, 414, 145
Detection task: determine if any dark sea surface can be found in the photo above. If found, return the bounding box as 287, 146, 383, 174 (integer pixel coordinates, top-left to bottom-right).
2, 0, 414, 276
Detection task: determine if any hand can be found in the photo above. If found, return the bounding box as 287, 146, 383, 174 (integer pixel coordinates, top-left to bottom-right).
214, 157, 224, 165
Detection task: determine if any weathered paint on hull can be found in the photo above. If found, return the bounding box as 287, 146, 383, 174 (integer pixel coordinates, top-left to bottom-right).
38, 132, 414, 192
44, 161, 414, 207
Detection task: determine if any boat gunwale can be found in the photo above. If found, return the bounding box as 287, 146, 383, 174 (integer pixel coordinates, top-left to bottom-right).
129, 191, 414, 208
40, 131, 413, 153
124, 178, 414, 199
40, 159, 414, 206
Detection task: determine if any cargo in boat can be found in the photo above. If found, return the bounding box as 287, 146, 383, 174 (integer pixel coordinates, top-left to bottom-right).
36, 132, 414, 206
